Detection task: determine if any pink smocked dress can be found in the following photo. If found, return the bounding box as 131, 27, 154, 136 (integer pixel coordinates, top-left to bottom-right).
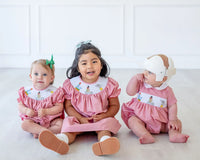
121, 78, 177, 134
17, 85, 65, 128
61, 76, 121, 134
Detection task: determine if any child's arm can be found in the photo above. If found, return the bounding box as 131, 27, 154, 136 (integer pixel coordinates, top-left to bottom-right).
126, 73, 143, 96
65, 99, 90, 124
38, 103, 63, 118
91, 97, 120, 123
18, 102, 36, 117
168, 103, 181, 131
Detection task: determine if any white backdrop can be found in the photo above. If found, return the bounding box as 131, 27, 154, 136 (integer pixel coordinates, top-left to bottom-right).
0, 0, 200, 69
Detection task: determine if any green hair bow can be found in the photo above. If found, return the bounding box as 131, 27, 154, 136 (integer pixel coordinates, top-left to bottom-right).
46, 55, 55, 69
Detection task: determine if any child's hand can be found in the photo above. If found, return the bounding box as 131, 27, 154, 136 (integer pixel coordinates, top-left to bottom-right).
26, 108, 36, 117
79, 117, 90, 124
38, 108, 46, 118
91, 114, 105, 123
79, 115, 104, 124
136, 73, 144, 82
168, 119, 182, 131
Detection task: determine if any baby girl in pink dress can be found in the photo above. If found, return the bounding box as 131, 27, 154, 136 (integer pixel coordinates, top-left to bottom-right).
18, 56, 64, 138
121, 54, 189, 144
39, 41, 121, 156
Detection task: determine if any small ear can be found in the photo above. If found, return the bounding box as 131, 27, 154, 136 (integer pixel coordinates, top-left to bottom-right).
51, 75, 55, 82
29, 74, 32, 80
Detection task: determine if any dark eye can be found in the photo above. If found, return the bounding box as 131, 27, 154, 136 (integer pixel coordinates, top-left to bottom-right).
81, 63, 87, 65
34, 73, 38, 76
43, 73, 47, 76
148, 71, 153, 74
92, 60, 98, 64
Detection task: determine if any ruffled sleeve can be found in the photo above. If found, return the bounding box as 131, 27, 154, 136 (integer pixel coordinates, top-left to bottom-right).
106, 77, 121, 98
51, 87, 65, 104
62, 79, 72, 100
167, 86, 177, 106
17, 87, 25, 103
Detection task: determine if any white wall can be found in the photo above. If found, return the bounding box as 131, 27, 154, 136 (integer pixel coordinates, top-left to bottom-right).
0, 0, 200, 69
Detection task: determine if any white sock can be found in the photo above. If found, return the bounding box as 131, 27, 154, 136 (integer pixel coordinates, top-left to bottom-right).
100, 135, 110, 142
56, 133, 69, 144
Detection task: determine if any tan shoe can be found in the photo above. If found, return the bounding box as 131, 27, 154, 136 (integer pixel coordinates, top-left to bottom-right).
39, 130, 69, 155
92, 137, 120, 156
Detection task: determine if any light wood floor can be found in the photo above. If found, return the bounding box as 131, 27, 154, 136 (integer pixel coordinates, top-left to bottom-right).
0, 68, 199, 160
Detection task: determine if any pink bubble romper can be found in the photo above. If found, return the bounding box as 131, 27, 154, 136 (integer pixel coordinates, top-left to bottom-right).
17, 85, 65, 128
121, 77, 177, 134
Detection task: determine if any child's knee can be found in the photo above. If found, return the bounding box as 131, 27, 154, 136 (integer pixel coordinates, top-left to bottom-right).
21, 120, 32, 131
128, 116, 143, 126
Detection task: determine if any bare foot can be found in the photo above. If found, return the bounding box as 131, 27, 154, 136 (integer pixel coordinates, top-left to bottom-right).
139, 134, 155, 144
169, 133, 189, 143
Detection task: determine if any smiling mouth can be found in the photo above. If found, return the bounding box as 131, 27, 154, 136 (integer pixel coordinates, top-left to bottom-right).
87, 71, 95, 75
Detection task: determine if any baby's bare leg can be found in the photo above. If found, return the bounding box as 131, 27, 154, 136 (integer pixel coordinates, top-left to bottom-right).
168, 119, 189, 143
21, 119, 47, 138
128, 116, 155, 144
48, 118, 63, 134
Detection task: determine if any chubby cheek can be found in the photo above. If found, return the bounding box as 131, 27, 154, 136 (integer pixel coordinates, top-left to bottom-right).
80, 72, 86, 77
144, 76, 150, 83
145, 78, 153, 85
149, 78, 156, 83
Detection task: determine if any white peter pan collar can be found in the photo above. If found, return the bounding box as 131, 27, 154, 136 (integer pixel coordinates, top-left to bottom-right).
144, 82, 168, 90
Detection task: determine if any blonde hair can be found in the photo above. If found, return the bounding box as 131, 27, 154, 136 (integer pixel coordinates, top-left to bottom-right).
30, 59, 55, 84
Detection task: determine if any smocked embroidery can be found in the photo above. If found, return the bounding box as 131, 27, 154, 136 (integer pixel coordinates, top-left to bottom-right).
137, 92, 167, 108
70, 76, 108, 94
25, 85, 56, 100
